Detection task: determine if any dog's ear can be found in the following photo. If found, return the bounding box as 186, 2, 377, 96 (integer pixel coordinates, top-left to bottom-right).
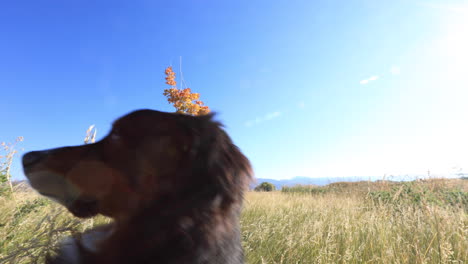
188, 113, 253, 207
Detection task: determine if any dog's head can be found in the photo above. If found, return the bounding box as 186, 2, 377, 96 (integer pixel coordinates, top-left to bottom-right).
22, 110, 252, 221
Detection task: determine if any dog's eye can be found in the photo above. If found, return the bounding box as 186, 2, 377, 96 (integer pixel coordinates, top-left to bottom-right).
110, 130, 121, 141
110, 133, 120, 141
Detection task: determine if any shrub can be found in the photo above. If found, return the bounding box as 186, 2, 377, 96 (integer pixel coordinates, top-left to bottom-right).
254, 182, 276, 192
367, 181, 468, 210
0, 137, 24, 196
0, 172, 9, 197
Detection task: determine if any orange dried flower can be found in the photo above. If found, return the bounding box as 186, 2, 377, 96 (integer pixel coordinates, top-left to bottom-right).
162, 66, 210, 116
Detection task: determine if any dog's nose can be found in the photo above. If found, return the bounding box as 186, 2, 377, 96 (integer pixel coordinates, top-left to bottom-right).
22, 151, 47, 168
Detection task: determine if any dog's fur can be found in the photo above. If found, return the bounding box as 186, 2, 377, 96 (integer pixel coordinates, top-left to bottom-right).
22, 109, 252, 264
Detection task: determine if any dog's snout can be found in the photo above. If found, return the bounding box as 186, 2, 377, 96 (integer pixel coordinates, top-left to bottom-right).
22, 151, 47, 168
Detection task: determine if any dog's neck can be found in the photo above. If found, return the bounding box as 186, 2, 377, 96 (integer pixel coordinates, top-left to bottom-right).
114, 196, 243, 263
50, 193, 244, 264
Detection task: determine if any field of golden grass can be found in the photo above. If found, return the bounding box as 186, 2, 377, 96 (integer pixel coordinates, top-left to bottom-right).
1, 179, 467, 263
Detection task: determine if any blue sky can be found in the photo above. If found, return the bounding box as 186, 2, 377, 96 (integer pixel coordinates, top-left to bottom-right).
2, 0, 468, 180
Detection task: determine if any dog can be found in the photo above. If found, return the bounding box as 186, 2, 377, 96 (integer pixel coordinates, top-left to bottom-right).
22, 109, 252, 264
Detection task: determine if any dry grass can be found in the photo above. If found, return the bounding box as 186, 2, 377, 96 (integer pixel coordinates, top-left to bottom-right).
242, 179, 468, 263
0, 179, 467, 263
0, 191, 110, 264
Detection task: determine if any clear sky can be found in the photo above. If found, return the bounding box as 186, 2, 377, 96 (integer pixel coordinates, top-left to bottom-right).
2, 0, 468, 181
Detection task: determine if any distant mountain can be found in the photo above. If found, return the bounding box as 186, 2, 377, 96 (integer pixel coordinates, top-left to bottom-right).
251, 176, 383, 190
252, 174, 466, 190
11, 180, 34, 192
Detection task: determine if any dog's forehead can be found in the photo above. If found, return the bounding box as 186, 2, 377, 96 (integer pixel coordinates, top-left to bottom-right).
112, 110, 175, 129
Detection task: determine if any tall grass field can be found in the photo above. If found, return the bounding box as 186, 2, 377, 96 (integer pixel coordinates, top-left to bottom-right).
1, 179, 467, 263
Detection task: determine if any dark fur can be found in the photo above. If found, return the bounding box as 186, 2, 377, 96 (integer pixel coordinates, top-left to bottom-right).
22, 110, 252, 264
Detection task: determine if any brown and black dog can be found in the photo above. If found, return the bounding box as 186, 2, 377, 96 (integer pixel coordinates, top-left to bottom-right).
22, 109, 252, 264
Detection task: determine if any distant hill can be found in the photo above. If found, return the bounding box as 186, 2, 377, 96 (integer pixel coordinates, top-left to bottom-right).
11, 180, 34, 192
250, 175, 447, 190
250, 176, 367, 190
250, 177, 317, 190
